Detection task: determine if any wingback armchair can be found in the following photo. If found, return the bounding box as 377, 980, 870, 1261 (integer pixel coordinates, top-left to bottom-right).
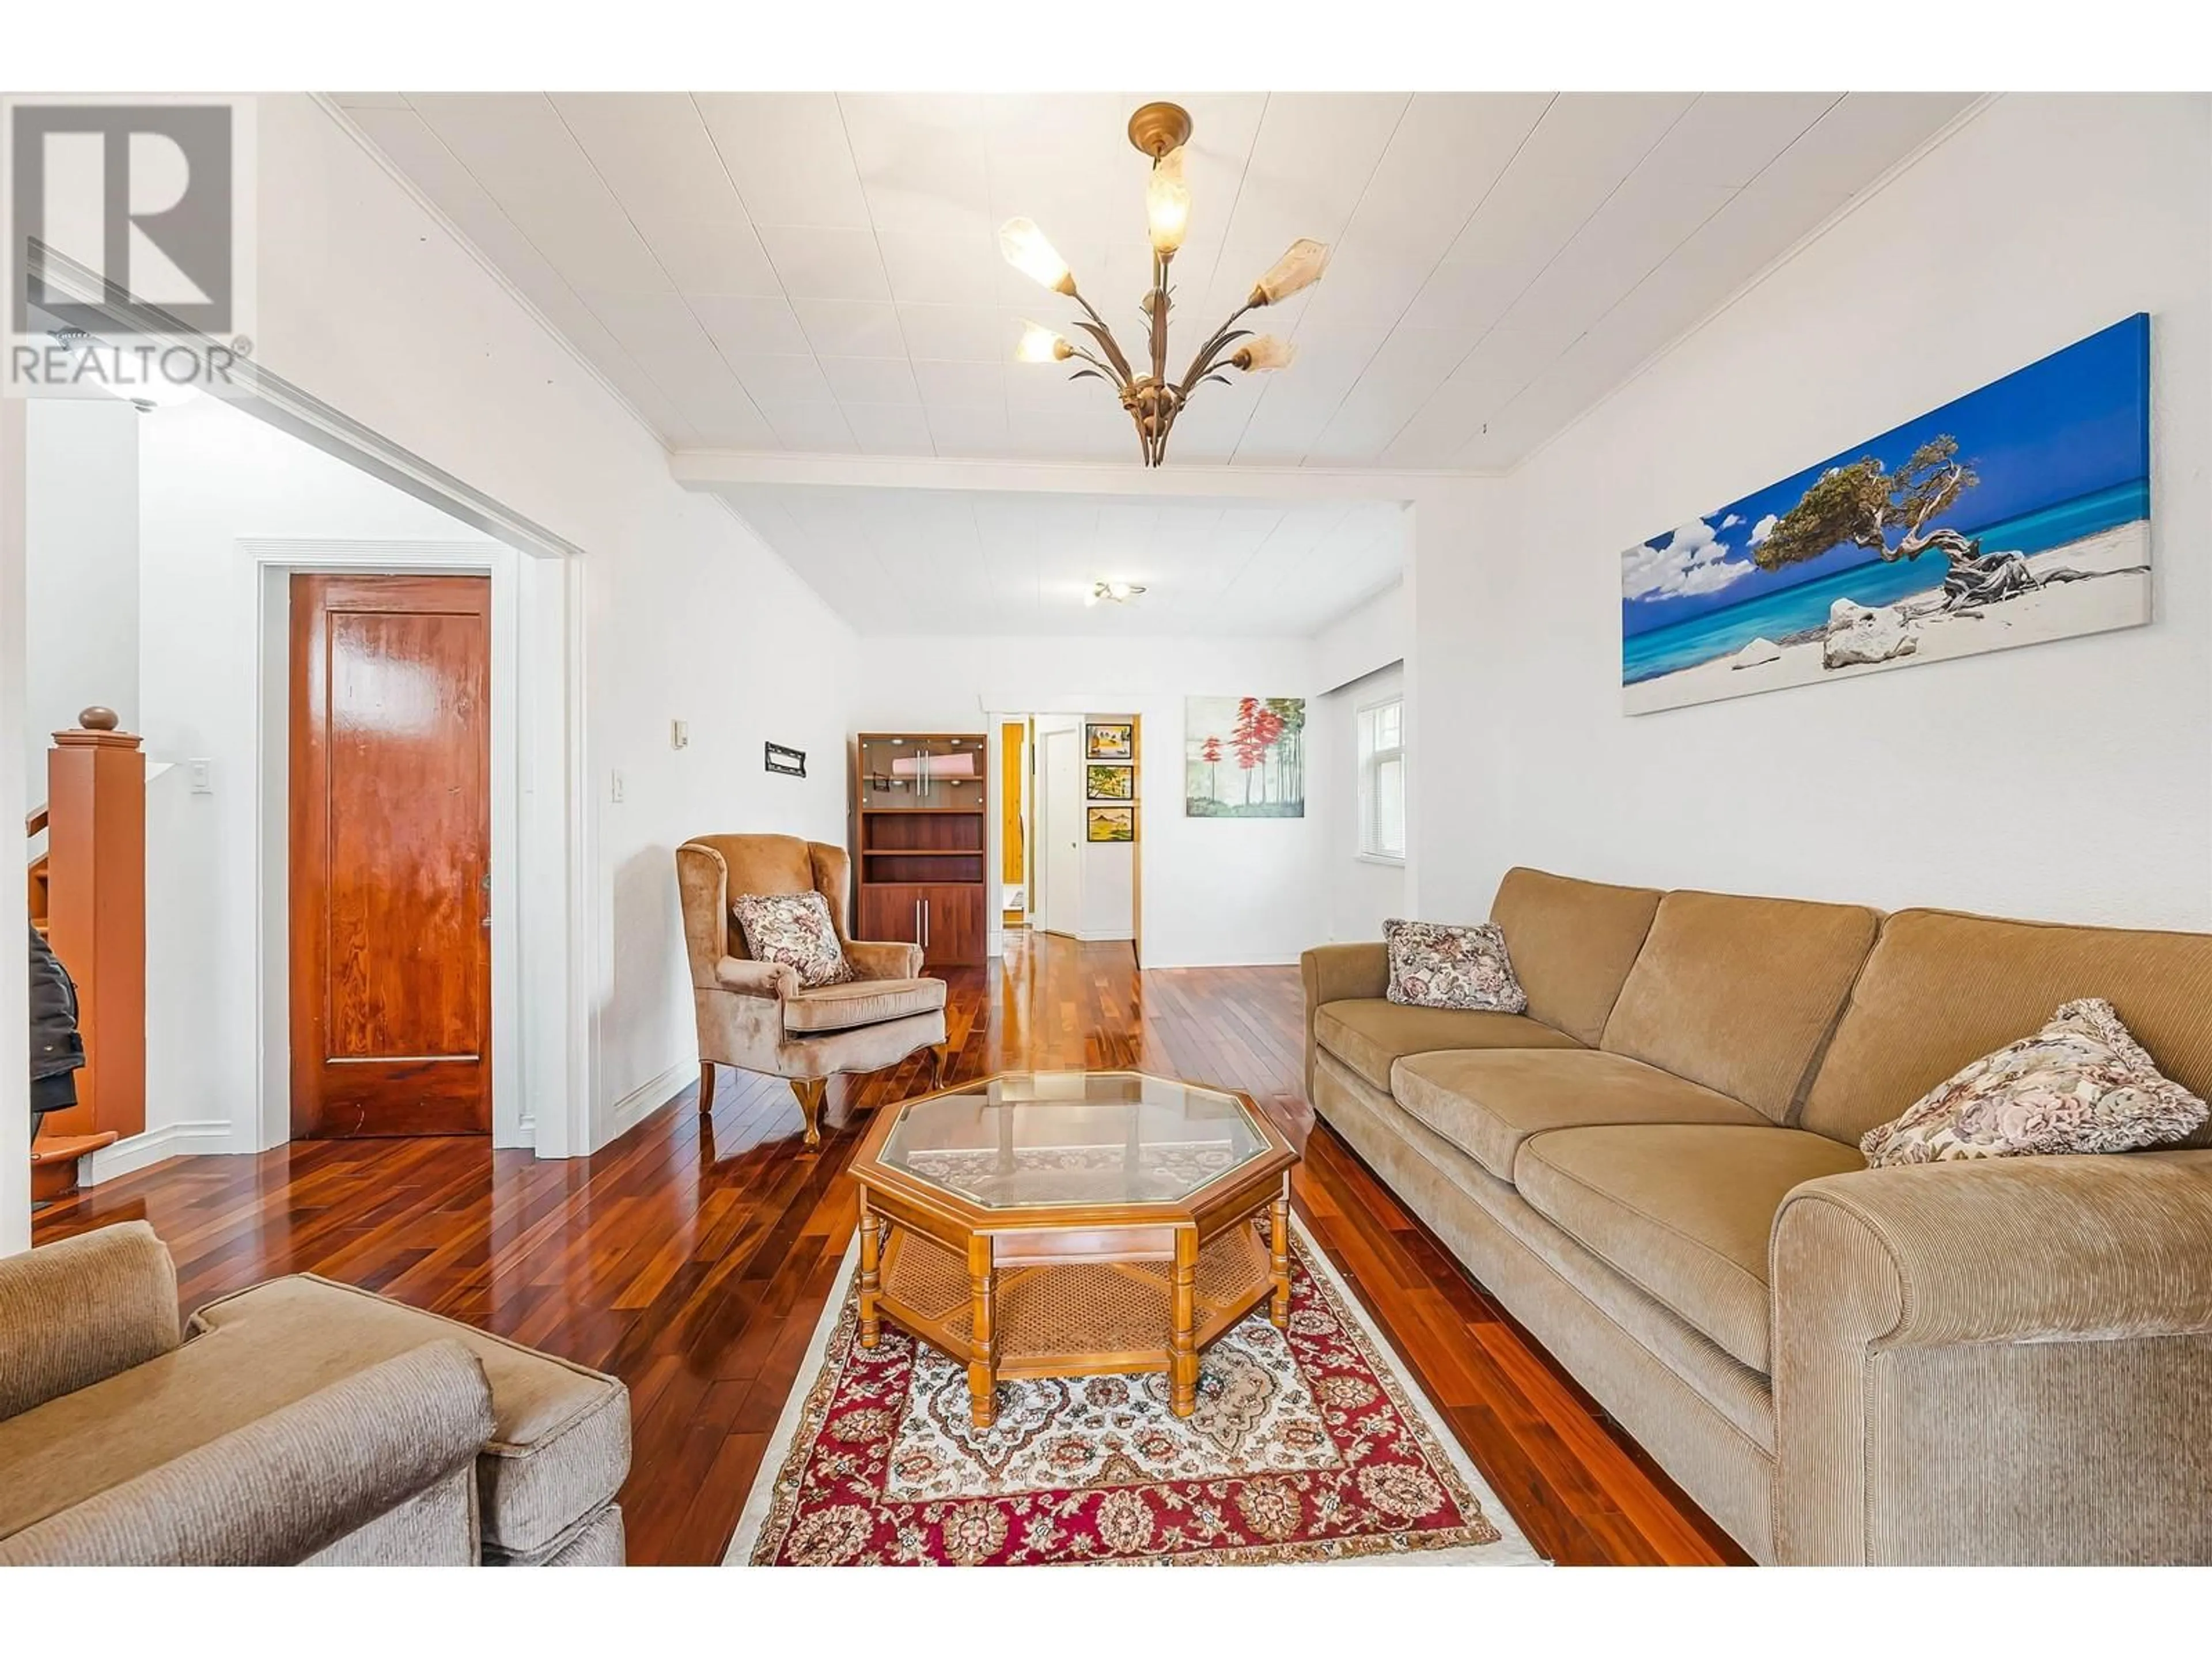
676, 834, 952, 1146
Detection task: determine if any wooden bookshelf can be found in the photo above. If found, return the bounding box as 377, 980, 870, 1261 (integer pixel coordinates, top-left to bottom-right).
851, 733, 988, 967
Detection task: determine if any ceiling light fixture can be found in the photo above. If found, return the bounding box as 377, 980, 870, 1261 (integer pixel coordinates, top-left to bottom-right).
1086, 579, 1148, 607
1003, 101, 1327, 468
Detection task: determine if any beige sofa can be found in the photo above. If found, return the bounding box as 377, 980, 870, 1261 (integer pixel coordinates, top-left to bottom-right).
0, 1223, 629, 1565
1302, 868, 2212, 1565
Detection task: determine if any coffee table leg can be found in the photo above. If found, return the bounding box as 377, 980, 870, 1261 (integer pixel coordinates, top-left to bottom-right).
1270, 1180, 1291, 1329
1170, 1226, 1199, 1417
858, 1199, 881, 1349
967, 1234, 997, 1429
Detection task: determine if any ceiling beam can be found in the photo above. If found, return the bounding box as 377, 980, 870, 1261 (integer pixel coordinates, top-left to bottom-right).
668, 448, 1493, 503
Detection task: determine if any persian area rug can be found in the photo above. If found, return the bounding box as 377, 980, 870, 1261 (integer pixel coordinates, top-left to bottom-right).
726, 1215, 1541, 1566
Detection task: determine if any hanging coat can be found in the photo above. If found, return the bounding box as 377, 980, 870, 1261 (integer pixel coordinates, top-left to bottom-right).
29, 923, 84, 1115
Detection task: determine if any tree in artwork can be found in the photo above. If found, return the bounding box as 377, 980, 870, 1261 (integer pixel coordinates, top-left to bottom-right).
1754, 434, 2096, 609
1185, 695, 1304, 818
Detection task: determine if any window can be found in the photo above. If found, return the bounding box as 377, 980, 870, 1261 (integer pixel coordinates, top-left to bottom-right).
1357, 696, 1405, 863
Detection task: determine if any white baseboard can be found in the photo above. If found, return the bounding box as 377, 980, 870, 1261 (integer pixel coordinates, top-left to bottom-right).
83, 1120, 240, 1185
598, 1058, 693, 1150
1077, 929, 1136, 944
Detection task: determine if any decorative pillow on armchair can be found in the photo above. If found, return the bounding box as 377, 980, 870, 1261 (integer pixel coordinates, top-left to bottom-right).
1860, 997, 2209, 1168
732, 891, 855, 990
1384, 918, 1528, 1013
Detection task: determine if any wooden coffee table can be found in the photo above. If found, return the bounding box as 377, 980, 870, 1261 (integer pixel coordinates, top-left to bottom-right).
847, 1070, 1299, 1426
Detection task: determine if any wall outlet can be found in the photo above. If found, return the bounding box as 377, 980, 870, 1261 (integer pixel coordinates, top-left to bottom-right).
187, 758, 213, 795
610, 770, 626, 805
671, 719, 689, 751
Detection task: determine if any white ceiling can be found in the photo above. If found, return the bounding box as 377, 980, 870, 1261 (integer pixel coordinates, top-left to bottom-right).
333, 91, 1979, 472
699, 485, 1406, 637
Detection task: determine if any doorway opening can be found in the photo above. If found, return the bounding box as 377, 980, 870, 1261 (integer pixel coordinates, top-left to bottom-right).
1009, 711, 1139, 956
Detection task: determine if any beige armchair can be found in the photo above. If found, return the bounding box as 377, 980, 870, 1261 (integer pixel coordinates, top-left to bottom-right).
676, 834, 952, 1147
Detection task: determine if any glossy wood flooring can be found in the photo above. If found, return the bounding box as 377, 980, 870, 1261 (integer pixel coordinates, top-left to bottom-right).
33, 933, 1744, 1566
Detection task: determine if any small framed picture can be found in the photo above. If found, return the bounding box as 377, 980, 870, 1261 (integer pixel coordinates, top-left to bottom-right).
1085, 763, 1134, 801
1086, 721, 1134, 760
1086, 806, 1134, 843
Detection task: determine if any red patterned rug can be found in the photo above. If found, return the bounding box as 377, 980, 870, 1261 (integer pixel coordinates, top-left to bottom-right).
728, 1216, 1540, 1566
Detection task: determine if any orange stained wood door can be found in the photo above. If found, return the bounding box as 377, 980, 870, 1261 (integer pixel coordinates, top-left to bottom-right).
290, 573, 492, 1138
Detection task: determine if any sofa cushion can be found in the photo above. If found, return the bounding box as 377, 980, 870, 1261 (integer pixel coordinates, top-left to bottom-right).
1860, 997, 2210, 1167
1801, 907, 2212, 1149
185, 1275, 630, 1556
1313, 999, 1581, 1093
1392, 1049, 1772, 1183
1601, 889, 1880, 1123
1490, 868, 1664, 1047
1515, 1124, 1866, 1373
783, 975, 946, 1033
1384, 918, 1528, 1012
733, 890, 854, 989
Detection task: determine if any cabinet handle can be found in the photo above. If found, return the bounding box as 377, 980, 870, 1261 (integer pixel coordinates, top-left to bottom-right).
922, 899, 931, 951
914, 899, 921, 945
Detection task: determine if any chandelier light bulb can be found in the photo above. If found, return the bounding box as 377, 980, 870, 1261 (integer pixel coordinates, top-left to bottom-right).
1234, 336, 1296, 373
1145, 145, 1192, 256
1249, 238, 1330, 306
999, 217, 1075, 295
1014, 320, 1071, 364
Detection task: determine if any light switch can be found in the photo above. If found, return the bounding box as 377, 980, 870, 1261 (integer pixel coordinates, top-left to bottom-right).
671, 719, 689, 751
188, 758, 213, 795
610, 770, 626, 805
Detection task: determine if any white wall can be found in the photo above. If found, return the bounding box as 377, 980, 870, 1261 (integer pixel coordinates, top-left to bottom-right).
1316, 664, 1406, 941
1416, 93, 2212, 930
854, 635, 1327, 968
243, 95, 857, 1141
25, 400, 139, 789
1314, 581, 1410, 941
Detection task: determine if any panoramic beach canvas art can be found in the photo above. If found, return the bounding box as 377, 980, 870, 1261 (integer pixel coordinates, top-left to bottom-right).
1185, 696, 1306, 818
1621, 314, 2152, 714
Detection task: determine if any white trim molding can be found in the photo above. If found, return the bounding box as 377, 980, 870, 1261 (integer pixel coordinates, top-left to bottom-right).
84, 1120, 237, 1185
603, 1058, 695, 1147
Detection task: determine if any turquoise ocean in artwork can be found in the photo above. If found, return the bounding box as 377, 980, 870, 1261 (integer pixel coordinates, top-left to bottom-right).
1621, 482, 2148, 687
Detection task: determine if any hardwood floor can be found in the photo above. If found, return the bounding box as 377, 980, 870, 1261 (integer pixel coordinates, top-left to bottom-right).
32, 932, 1745, 1566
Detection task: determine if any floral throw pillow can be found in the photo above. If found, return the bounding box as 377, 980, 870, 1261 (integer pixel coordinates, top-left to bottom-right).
1384, 918, 1528, 1014
732, 891, 854, 990
1860, 998, 2209, 1168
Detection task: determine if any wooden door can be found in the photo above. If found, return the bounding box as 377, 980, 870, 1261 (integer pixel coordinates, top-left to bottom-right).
290, 573, 492, 1138
1037, 725, 1082, 937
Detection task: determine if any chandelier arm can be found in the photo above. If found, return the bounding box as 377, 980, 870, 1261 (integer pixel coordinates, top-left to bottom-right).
1069, 293, 1137, 384
1148, 251, 1172, 387
1174, 302, 1257, 393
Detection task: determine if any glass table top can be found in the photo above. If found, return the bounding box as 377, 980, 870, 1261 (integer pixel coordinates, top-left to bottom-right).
873, 1071, 1275, 1210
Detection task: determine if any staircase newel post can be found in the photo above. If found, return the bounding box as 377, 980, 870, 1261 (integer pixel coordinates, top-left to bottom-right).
41, 705, 146, 1163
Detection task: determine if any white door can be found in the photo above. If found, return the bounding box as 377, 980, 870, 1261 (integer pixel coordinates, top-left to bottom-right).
1037, 725, 1082, 937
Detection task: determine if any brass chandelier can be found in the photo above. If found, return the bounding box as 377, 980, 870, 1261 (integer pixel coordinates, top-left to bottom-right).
1002, 100, 1329, 467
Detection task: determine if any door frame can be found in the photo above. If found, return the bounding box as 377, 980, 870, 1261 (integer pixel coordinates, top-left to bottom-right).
248, 539, 567, 1154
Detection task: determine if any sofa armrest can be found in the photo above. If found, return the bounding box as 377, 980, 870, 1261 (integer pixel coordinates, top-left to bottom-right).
0, 1339, 495, 1566
1298, 943, 1389, 1100
1771, 1149, 2212, 1564
0, 1221, 180, 1422
845, 939, 923, 980
713, 955, 798, 999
